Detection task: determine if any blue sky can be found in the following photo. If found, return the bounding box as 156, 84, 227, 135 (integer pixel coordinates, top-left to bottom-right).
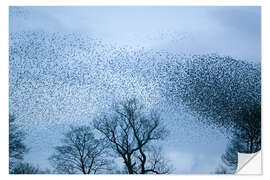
10, 6, 261, 62
9, 6, 261, 173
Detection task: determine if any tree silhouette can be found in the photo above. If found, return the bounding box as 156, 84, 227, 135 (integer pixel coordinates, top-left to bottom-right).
94, 98, 171, 174
9, 115, 29, 173
49, 126, 109, 174
219, 103, 261, 173
234, 103, 261, 153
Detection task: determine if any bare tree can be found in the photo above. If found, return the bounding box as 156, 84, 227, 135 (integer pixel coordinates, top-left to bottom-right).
219, 103, 261, 173
94, 98, 171, 174
233, 103, 261, 153
143, 146, 172, 174
49, 126, 109, 174
9, 115, 29, 173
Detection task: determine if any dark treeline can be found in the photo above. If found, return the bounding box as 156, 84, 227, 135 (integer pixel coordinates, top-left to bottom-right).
9, 98, 172, 174
216, 103, 261, 173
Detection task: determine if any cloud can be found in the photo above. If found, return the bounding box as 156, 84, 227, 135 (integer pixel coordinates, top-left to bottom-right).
166, 150, 221, 174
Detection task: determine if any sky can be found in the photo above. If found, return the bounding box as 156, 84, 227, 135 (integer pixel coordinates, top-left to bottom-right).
9, 6, 261, 173
10, 6, 261, 62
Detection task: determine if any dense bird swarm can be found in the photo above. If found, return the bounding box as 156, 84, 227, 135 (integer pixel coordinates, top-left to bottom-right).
9, 30, 260, 171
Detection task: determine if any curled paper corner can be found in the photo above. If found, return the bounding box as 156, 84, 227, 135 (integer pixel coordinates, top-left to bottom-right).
236, 151, 262, 175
